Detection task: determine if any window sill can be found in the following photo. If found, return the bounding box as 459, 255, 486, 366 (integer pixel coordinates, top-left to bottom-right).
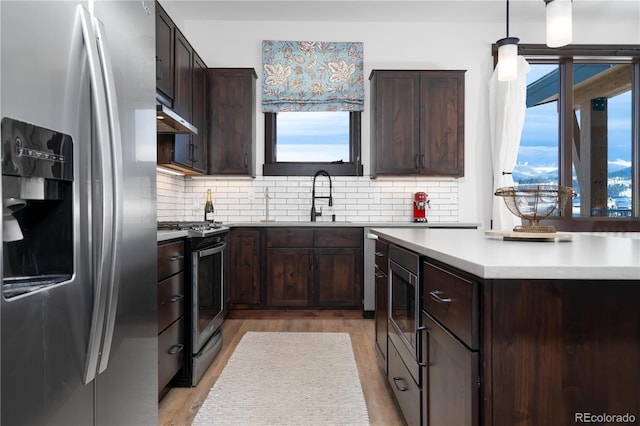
263, 162, 363, 177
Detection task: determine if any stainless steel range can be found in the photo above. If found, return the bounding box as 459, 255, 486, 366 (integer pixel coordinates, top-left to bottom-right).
158, 221, 228, 386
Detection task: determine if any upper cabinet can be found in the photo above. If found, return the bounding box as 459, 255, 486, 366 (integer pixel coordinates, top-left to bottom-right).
206, 68, 257, 177
190, 53, 207, 174
155, 3, 174, 102
369, 70, 466, 178
155, 1, 206, 175
173, 29, 193, 122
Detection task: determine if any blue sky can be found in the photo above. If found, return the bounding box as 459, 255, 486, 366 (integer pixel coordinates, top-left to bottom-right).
277, 111, 349, 162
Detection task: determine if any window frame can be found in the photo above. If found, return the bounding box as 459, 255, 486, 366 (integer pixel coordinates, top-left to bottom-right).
492, 44, 640, 232
263, 111, 363, 176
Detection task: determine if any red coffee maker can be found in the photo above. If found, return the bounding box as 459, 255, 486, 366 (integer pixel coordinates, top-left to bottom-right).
413, 192, 429, 222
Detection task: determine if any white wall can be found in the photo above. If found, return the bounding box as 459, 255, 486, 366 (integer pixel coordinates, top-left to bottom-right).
157, 1, 640, 227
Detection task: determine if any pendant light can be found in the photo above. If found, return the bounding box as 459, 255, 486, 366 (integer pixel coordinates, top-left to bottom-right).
544, 0, 572, 48
496, 0, 519, 81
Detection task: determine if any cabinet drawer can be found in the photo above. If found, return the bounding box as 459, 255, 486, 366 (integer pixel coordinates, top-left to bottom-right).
374, 239, 389, 273
266, 228, 313, 248
423, 261, 478, 350
157, 240, 185, 281
314, 228, 362, 248
158, 317, 185, 393
388, 339, 421, 426
158, 272, 185, 333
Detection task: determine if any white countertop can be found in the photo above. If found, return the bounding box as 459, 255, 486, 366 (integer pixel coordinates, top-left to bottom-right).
157, 222, 478, 242
226, 221, 479, 228
369, 228, 640, 280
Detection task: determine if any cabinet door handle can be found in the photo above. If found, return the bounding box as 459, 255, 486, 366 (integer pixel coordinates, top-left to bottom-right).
393, 376, 408, 391
244, 153, 248, 169
156, 56, 162, 80
429, 290, 453, 303
168, 344, 184, 355
375, 272, 385, 278
415, 154, 420, 170
192, 145, 198, 163
374, 251, 384, 257
169, 294, 184, 303
169, 255, 184, 261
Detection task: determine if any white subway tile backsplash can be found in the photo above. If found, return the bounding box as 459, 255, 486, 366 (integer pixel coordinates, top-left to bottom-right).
156, 173, 461, 223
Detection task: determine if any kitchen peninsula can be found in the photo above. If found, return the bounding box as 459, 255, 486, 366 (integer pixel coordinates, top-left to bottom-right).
370, 227, 640, 426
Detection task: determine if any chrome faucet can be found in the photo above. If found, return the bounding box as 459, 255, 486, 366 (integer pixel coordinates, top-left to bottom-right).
310, 170, 333, 222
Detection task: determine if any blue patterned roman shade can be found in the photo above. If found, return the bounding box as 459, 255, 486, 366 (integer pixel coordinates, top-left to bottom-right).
261, 40, 364, 112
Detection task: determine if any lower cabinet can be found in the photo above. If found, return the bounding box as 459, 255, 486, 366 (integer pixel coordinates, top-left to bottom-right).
387, 339, 421, 426
265, 228, 363, 308
373, 242, 640, 426
422, 312, 478, 426
158, 317, 185, 395
157, 239, 186, 398
228, 228, 262, 307
227, 227, 364, 310
266, 248, 312, 306
315, 248, 362, 307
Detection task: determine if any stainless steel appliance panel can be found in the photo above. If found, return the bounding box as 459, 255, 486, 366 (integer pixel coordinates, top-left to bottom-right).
91, 2, 157, 424
191, 237, 226, 353
0, 2, 157, 425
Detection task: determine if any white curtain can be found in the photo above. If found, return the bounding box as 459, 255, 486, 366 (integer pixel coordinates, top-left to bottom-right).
488, 56, 531, 230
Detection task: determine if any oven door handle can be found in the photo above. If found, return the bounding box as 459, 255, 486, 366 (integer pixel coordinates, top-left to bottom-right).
198, 242, 227, 258
390, 260, 417, 286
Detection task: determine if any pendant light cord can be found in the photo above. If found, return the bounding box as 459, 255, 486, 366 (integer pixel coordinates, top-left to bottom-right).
505, 0, 510, 37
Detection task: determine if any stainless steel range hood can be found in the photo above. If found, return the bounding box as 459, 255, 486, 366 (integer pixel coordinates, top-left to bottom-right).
156, 104, 198, 135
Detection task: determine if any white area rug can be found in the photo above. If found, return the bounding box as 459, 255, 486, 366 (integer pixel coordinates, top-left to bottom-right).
192, 331, 370, 426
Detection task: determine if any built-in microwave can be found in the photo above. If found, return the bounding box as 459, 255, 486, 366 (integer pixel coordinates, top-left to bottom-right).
388, 244, 422, 384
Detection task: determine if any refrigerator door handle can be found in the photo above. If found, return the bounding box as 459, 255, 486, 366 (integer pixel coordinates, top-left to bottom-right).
94, 16, 124, 376
79, 5, 115, 385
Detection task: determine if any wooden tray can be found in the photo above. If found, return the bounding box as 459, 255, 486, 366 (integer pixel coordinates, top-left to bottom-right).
485, 230, 573, 242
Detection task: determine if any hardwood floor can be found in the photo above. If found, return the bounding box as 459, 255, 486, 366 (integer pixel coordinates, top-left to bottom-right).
159, 311, 405, 425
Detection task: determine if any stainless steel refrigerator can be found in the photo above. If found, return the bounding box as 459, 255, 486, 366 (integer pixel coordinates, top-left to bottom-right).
0, 1, 157, 424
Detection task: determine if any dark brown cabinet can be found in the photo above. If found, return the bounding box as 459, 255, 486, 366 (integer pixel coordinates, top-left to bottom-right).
157, 239, 186, 398
371, 239, 640, 426
265, 228, 363, 308
170, 30, 198, 171
315, 248, 362, 307
369, 70, 465, 177
422, 259, 479, 426
267, 248, 313, 306
206, 68, 257, 176
387, 338, 421, 426
155, 2, 207, 174
155, 2, 174, 102
422, 312, 478, 426
488, 279, 640, 426
374, 238, 389, 371
190, 53, 207, 174
173, 29, 192, 123
228, 228, 262, 307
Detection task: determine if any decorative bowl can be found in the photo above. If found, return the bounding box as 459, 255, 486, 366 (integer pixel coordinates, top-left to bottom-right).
494, 184, 576, 233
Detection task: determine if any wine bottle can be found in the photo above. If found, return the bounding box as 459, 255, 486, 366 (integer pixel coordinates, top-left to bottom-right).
204, 189, 214, 223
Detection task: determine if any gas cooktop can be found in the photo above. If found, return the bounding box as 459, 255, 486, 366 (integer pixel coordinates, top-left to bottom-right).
157, 221, 228, 237
157, 221, 222, 231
